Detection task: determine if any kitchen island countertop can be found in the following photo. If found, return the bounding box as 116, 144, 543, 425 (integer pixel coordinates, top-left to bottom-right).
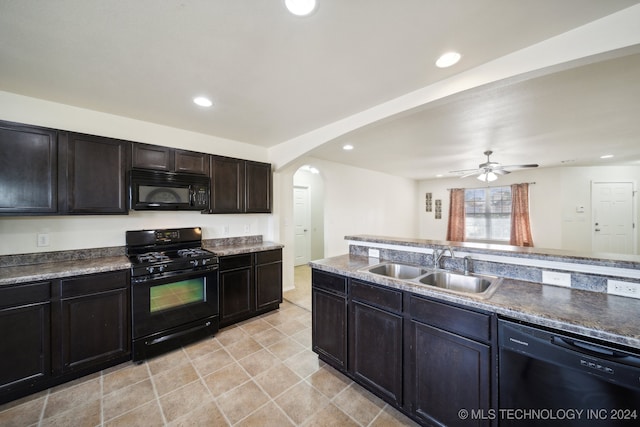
310, 253, 640, 350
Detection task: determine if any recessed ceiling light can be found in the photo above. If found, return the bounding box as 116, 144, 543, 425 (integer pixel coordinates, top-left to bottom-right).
435, 52, 461, 68
342, 144, 354, 151
436, 174, 443, 178
285, 0, 317, 16
193, 96, 213, 107
600, 154, 614, 159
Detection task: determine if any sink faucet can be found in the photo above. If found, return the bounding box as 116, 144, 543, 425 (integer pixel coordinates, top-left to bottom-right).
433, 247, 454, 269
463, 256, 473, 275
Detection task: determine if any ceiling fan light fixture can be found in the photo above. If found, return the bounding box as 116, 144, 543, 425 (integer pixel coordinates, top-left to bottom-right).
477, 171, 498, 182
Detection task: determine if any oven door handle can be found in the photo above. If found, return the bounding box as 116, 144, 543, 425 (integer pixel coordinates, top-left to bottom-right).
146, 321, 212, 346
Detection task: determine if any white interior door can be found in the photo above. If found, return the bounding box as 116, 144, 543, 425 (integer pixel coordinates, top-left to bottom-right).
592, 181, 635, 254
294, 186, 311, 266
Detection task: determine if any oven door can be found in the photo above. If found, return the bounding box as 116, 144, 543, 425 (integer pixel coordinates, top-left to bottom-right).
131, 268, 218, 360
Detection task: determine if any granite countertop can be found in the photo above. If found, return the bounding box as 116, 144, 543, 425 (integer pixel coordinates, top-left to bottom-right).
204, 241, 284, 256
310, 254, 640, 350
0, 256, 131, 286
1, 240, 284, 286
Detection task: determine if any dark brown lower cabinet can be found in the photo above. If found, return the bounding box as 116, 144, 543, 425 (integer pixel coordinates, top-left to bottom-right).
0, 282, 51, 399
1, 270, 131, 405
312, 290, 347, 367
310, 268, 496, 427
54, 271, 130, 375
407, 295, 493, 427
408, 321, 491, 426
349, 280, 403, 406
219, 254, 253, 326
255, 249, 282, 310
219, 249, 282, 327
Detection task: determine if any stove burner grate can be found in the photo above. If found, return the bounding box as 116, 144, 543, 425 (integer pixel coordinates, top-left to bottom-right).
137, 252, 170, 263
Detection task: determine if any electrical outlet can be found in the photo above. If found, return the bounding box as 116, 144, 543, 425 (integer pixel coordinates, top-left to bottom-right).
608, 280, 640, 299
37, 233, 50, 247
223, 225, 229, 235
542, 271, 571, 287
244, 224, 250, 233
368, 248, 380, 258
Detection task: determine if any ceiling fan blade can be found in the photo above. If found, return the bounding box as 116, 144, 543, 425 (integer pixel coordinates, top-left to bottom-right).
492, 169, 510, 175
458, 170, 482, 178
449, 167, 481, 174
501, 163, 539, 169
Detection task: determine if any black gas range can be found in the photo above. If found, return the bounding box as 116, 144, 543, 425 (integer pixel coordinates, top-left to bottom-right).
125, 227, 219, 361
126, 228, 218, 283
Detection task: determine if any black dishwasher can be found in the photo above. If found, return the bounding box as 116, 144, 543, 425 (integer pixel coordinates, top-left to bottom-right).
499, 319, 640, 426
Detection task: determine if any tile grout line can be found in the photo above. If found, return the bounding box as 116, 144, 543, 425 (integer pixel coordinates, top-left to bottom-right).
145, 361, 169, 426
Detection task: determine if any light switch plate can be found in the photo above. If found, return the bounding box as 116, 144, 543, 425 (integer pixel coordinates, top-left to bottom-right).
608, 280, 640, 299
542, 271, 571, 287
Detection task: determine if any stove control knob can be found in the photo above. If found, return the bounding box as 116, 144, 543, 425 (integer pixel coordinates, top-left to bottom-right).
158, 264, 166, 272
147, 266, 155, 274
190, 259, 200, 267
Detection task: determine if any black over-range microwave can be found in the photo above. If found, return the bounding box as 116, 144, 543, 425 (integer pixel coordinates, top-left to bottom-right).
130, 169, 210, 211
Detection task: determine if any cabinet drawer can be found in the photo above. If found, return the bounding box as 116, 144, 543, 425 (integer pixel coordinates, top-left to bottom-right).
219, 254, 252, 271
0, 282, 51, 309
409, 294, 491, 342
351, 280, 402, 314
312, 269, 347, 295
255, 249, 282, 265
61, 271, 128, 299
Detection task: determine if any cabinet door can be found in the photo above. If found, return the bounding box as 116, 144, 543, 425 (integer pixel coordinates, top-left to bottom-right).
0, 120, 57, 214
245, 161, 272, 213
175, 149, 209, 175
409, 320, 491, 427
210, 156, 245, 213
219, 254, 253, 326
350, 300, 403, 405
132, 142, 172, 171
255, 250, 282, 311
64, 133, 129, 214
312, 288, 347, 369
55, 271, 130, 374
0, 282, 51, 396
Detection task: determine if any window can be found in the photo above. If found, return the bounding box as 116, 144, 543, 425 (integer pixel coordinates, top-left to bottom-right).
464, 186, 511, 242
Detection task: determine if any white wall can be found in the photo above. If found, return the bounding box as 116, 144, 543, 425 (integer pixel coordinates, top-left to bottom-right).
275, 157, 419, 290
0, 91, 272, 256
418, 165, 640, 253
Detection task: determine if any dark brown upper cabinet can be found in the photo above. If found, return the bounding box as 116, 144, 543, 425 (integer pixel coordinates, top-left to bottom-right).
210, 155, 244, 213
209, 156, 272, 214
0, 120, 58, 215
132, 142, 209, 175
245, 161, 272, 213
59, 132, 130, 214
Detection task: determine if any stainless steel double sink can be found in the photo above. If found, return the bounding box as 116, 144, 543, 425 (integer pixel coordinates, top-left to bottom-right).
359, 261, 502, 298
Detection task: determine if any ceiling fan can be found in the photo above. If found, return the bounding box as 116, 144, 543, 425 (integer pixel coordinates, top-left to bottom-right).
450, 150, 539, 182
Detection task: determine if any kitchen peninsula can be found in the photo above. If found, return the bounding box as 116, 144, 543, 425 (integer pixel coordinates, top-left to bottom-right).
310, 235, 640, 426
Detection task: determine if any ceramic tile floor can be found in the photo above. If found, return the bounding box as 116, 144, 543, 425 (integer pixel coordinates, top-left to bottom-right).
0, 301, 419, 427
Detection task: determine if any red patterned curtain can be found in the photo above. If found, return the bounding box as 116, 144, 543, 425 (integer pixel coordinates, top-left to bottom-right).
510, 183, 534, 247
446, 188, 465, 242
